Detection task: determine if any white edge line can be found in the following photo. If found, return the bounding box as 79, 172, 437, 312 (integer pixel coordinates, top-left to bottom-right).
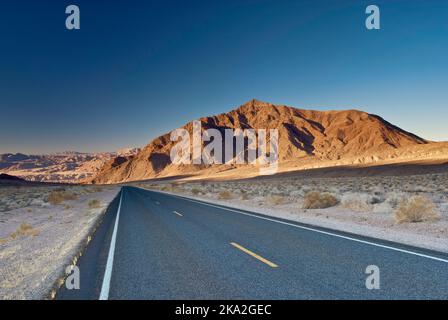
139, 187, 448, 264
173, 210, 183, 217
99, 189, 123, 300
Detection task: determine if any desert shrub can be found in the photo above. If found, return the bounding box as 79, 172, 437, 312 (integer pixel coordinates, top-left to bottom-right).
218, 191, 232, 200
241, 193, 249, 200
47, 190, 78, 205
191, 188, 201, 195
166, 183, 181, 192
9, 223, 39, 239
267, 195, 285, 205
394, 196, 440, 223
240, 190, 250, 200
88, 199, 101, 209
372, 192, 407, 213
161, 185, 172, 192
385, 192, 407, 209
341, 193, 374, 212
303, 191, 339, 209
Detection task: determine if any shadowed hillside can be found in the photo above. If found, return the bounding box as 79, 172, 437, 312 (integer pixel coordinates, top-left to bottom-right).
90, 99, 444, 184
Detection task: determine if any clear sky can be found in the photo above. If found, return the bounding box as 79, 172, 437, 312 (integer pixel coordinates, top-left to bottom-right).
1, 0, 447, 154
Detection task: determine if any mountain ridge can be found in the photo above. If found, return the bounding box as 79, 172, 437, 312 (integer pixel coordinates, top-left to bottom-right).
90, 99, 443, 184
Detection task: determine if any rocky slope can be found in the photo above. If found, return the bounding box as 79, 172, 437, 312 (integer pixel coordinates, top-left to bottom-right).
0, 148, 140, 183
91, 99, 448, 184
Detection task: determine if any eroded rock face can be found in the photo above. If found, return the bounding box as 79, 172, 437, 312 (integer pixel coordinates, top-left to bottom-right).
0, 149, 140, 183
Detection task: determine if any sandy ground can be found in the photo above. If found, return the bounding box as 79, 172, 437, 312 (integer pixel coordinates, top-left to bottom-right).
2, 170, 447, 299
134, 172, 448, 254
0, 185, 119, 299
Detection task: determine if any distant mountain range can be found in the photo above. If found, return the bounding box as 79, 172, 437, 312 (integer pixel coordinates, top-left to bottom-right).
90, 99, 448, 184
0, 148, 140, 183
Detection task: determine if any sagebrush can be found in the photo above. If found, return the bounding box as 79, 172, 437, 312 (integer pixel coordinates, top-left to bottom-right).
394, 196, 440, 223
303, 191, 339, 209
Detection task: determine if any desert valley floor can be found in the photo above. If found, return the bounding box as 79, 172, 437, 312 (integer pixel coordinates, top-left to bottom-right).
1, 162, 448, 299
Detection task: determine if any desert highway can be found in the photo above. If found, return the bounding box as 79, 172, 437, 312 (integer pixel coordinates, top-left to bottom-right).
57, 186, 448, 300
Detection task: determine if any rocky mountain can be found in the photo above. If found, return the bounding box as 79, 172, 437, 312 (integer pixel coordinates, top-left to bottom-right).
91, 99, 448, 184
0, 148, 140, 183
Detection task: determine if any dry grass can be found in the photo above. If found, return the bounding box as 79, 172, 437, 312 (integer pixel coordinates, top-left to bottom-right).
241, 191, 250, 200
341, 193, 374, 212
88, 199, 101, 209
303, 191, 339, 209
9, 223, 39, 239
218, 190, 232, 200
394, 196, 441, 223
267, 195, 285, 205
47, 190, 78, 205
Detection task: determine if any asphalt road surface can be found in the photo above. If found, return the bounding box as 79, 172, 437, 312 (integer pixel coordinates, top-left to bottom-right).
57, 186, 448, 300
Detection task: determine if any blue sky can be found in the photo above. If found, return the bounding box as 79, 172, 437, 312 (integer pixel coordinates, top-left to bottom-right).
1, 0, 447, 154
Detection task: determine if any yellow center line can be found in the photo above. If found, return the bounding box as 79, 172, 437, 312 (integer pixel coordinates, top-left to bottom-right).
230, 242, 278, 268
173, 211, 183, 217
